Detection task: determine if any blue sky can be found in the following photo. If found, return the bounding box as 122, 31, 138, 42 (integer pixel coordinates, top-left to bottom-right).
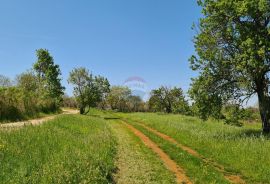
1, 0, 201, 96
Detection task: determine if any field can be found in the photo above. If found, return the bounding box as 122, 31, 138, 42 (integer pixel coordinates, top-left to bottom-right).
2, 1, 270, 183
1, 110, 269, 183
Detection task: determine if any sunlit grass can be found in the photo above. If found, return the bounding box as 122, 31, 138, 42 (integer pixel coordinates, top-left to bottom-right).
0, 114, 116, 184
119, 112, 270, 183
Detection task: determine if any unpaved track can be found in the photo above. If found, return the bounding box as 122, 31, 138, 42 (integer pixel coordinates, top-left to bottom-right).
122, 120, 192, 184
0, 109, 78, 128
135, 121, 246, 184
109, 120, 176, 184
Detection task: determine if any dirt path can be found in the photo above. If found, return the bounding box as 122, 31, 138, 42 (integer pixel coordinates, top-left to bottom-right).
108, 120, 176, 184
0, 109, 78, 129
122, 120, 192, 184
135, 121, 245, 184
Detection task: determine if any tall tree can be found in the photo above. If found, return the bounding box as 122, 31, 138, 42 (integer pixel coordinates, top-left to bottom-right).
33, 49, 64, 106
190, 0, 270, 132
68, 67, 110, 114
68, 68, 90, 114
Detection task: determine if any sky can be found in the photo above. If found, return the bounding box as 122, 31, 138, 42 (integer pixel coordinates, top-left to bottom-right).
0, 0, 217, 102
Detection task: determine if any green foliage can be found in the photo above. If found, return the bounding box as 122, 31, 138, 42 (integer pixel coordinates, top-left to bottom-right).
0, 75, 12, 87
107, 86, 131, 111
0, 49, 64, 122
33, 49, 65, 107
0, 87, 24, 121
68, 67, 110, 114
126, 95, 145, 112
223, 105, 243, 127
241, 107, 261, 122
0, 72, 61, 122
189, 77, 223, 120
62, 95, 78, 108
149, 86, 190, 114
106, 86, 146, 112
190, 0, 270, 132
0, 115, 117, 183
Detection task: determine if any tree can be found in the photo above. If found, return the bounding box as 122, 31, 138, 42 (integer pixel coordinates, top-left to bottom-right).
68, 67, 110, 114
34, 49, 54, 81
33, 49, 64, 107
188, 77, 223, 120
16, 71, 39, 115
68, 67, 90, 114
94, 75, 110, 109
170, 87, 191, 114
16, 71, 38, 92
127, 95, 144, 112
106, 86, 132, 112
0, 50, 65, 122
223, 104, 244, 127
62, 95, 78, 108
149, 86, 190, 114
149, 87, 172, 113
190, 0, 270, 132
0, 75, 12, 87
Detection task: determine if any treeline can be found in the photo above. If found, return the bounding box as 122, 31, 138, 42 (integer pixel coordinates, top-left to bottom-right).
67, 68, 147, 113
67, 67, 259, 126
1, 49, 259, 127
67, 67, 191, 114
0, 49, 64, 122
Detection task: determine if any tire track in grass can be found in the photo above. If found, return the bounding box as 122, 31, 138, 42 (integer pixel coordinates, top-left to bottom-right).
122, 120, 192, 184
131, 119, 245, 184
108, 120, 176, 184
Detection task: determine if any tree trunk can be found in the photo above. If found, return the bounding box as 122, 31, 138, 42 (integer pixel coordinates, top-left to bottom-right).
165, 104, 172, 113
257, 89, 270, 133
79, 106, 85, 114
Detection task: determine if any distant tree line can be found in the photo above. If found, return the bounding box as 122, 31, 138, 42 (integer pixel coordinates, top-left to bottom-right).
67, 68, 147, 114
0, 47, 260, 128
67, 67, 259, 126
67, 69, 192, 115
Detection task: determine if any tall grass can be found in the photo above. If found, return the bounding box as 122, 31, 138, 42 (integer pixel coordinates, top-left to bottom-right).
119, 112, 270, 183
0, 114, 116, 184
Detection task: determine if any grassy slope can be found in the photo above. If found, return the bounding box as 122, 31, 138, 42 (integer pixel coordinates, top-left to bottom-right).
119, 112, 270, 183
108, 120, 175, 184
0, 114, 116, 184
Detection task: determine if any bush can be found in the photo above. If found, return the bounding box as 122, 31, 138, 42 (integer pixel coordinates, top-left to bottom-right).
0, 73, 61, 122
223, 105, 243, 127
62, 95, 78, 108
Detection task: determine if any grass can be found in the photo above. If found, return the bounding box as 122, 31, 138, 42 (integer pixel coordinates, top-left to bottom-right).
117, 112, 270, 183
87, 108, 119, 119
108, 119, 175, 184
3, 109, 269, 183
0, 114, 116, 184
126, 120, 230, 184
